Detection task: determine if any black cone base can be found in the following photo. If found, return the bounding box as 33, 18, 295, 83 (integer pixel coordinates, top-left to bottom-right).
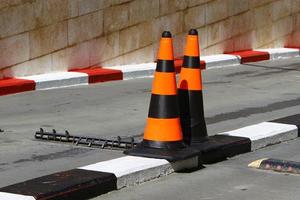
124, 143, 200, 162
190, 135, 251, 164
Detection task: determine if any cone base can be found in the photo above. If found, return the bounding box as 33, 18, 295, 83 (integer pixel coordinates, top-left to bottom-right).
190, 135, 251, 164
124, 144, 200, 162
142, 139, 185, 149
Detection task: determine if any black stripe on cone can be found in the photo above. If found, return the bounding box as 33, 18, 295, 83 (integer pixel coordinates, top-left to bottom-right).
0, 169, 117, 200
148, 94, 178, 119
178, 90, 207, 144
182, 56, 201, 68
156, 60, 175, 72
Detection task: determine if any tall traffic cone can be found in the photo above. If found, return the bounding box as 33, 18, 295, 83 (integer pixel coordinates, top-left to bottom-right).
124, 31, 198, 161
178, 29, 208, 145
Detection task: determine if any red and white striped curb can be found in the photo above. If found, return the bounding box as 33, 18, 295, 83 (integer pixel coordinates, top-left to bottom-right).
0, 47, 299, 96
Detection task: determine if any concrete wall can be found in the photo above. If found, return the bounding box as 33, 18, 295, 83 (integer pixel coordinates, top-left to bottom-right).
0, 0, 300, 77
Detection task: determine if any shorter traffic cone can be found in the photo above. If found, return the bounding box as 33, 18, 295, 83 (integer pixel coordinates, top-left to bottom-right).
124, 31, 199, 161
178, 29, 207, 145
176, 29, 251, 164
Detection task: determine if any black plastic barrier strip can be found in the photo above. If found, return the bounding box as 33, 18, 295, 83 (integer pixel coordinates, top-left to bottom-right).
0, 169, 117, 200
271, 114, 300, 136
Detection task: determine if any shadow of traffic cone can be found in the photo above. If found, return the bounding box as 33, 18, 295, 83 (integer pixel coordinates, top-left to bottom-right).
124, 31, 199, 162
178, 29, 208, 145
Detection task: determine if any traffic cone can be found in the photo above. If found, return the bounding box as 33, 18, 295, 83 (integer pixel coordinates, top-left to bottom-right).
124, 31, 199, 161
178, 29, 208, 145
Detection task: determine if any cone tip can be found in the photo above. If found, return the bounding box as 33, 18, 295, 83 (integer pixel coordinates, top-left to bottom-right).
248, 158, 268, 168
188, 29, 198, 35
162, 31, 172, 38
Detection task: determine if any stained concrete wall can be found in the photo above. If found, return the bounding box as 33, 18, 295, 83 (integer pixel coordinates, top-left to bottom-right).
0, 0, 300, 77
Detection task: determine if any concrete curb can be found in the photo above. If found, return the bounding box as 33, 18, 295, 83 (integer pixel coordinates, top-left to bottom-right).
1, 114, 300, 199
20, 72, 89, 90
0, 47, 299, 96
221, 122, 298, 151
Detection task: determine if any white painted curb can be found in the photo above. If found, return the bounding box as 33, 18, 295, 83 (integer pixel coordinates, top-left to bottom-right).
202, 54, 240, 69
10, 47, 300, 93
220, 122, 298, 151
0, 192, 35, 200
79, 155, 198, 189
257, 48, 300, 60
19, 72, 88, 90
107, 63, 156, 80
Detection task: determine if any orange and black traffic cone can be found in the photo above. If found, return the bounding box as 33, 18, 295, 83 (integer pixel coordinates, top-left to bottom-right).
178, 29, 208, 145
124, 31, 198, 161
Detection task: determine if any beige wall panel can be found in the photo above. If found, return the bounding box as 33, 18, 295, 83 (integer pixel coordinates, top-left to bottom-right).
78, 0, 111, 16
120, 44, 155, 65
272, 16, 293, 40
231, 11, 253, 36
254, 26, 272, 48
232, 31, 254, 51
184, 4, 206, 31
160, 0, 188, 16
228, 0, 249, 16
207, 19, 232, 46
90, 32, 120, 65
271, 0, 292, 21
104, 3, 130, 34
250, 0, 274, 8
0, 3, 35, 38
0, 33, 29, 69
129, 0, 159, 25
29, 21, 68, 58
253, 3, 272, 28
68, 10, 103, 45
120, 22, 152, 54
202, 39, 233, 55
206, 0, 228, 24
2, 54, 52, 77
152, 12, 184, 42
51, 49, 68, 72
34, 0, 69, 27
67, 40, 91, 70
187, 0, 212, 7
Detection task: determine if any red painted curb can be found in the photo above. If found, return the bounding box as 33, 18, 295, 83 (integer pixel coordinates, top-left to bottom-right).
174, 58, 206, 73
225, 50, 270, 63
70, 67, 123, 84
0, 78, 35, 96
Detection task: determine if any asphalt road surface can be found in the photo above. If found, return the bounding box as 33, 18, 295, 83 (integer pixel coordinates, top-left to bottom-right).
1, 57, 300, 199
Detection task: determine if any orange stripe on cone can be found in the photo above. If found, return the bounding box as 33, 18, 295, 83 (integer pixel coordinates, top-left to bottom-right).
144, 118, 182, 142
184, 35, 199, 57
157, 37, 174, 60
152, 71, 177, 95
178, 68, 202, 91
